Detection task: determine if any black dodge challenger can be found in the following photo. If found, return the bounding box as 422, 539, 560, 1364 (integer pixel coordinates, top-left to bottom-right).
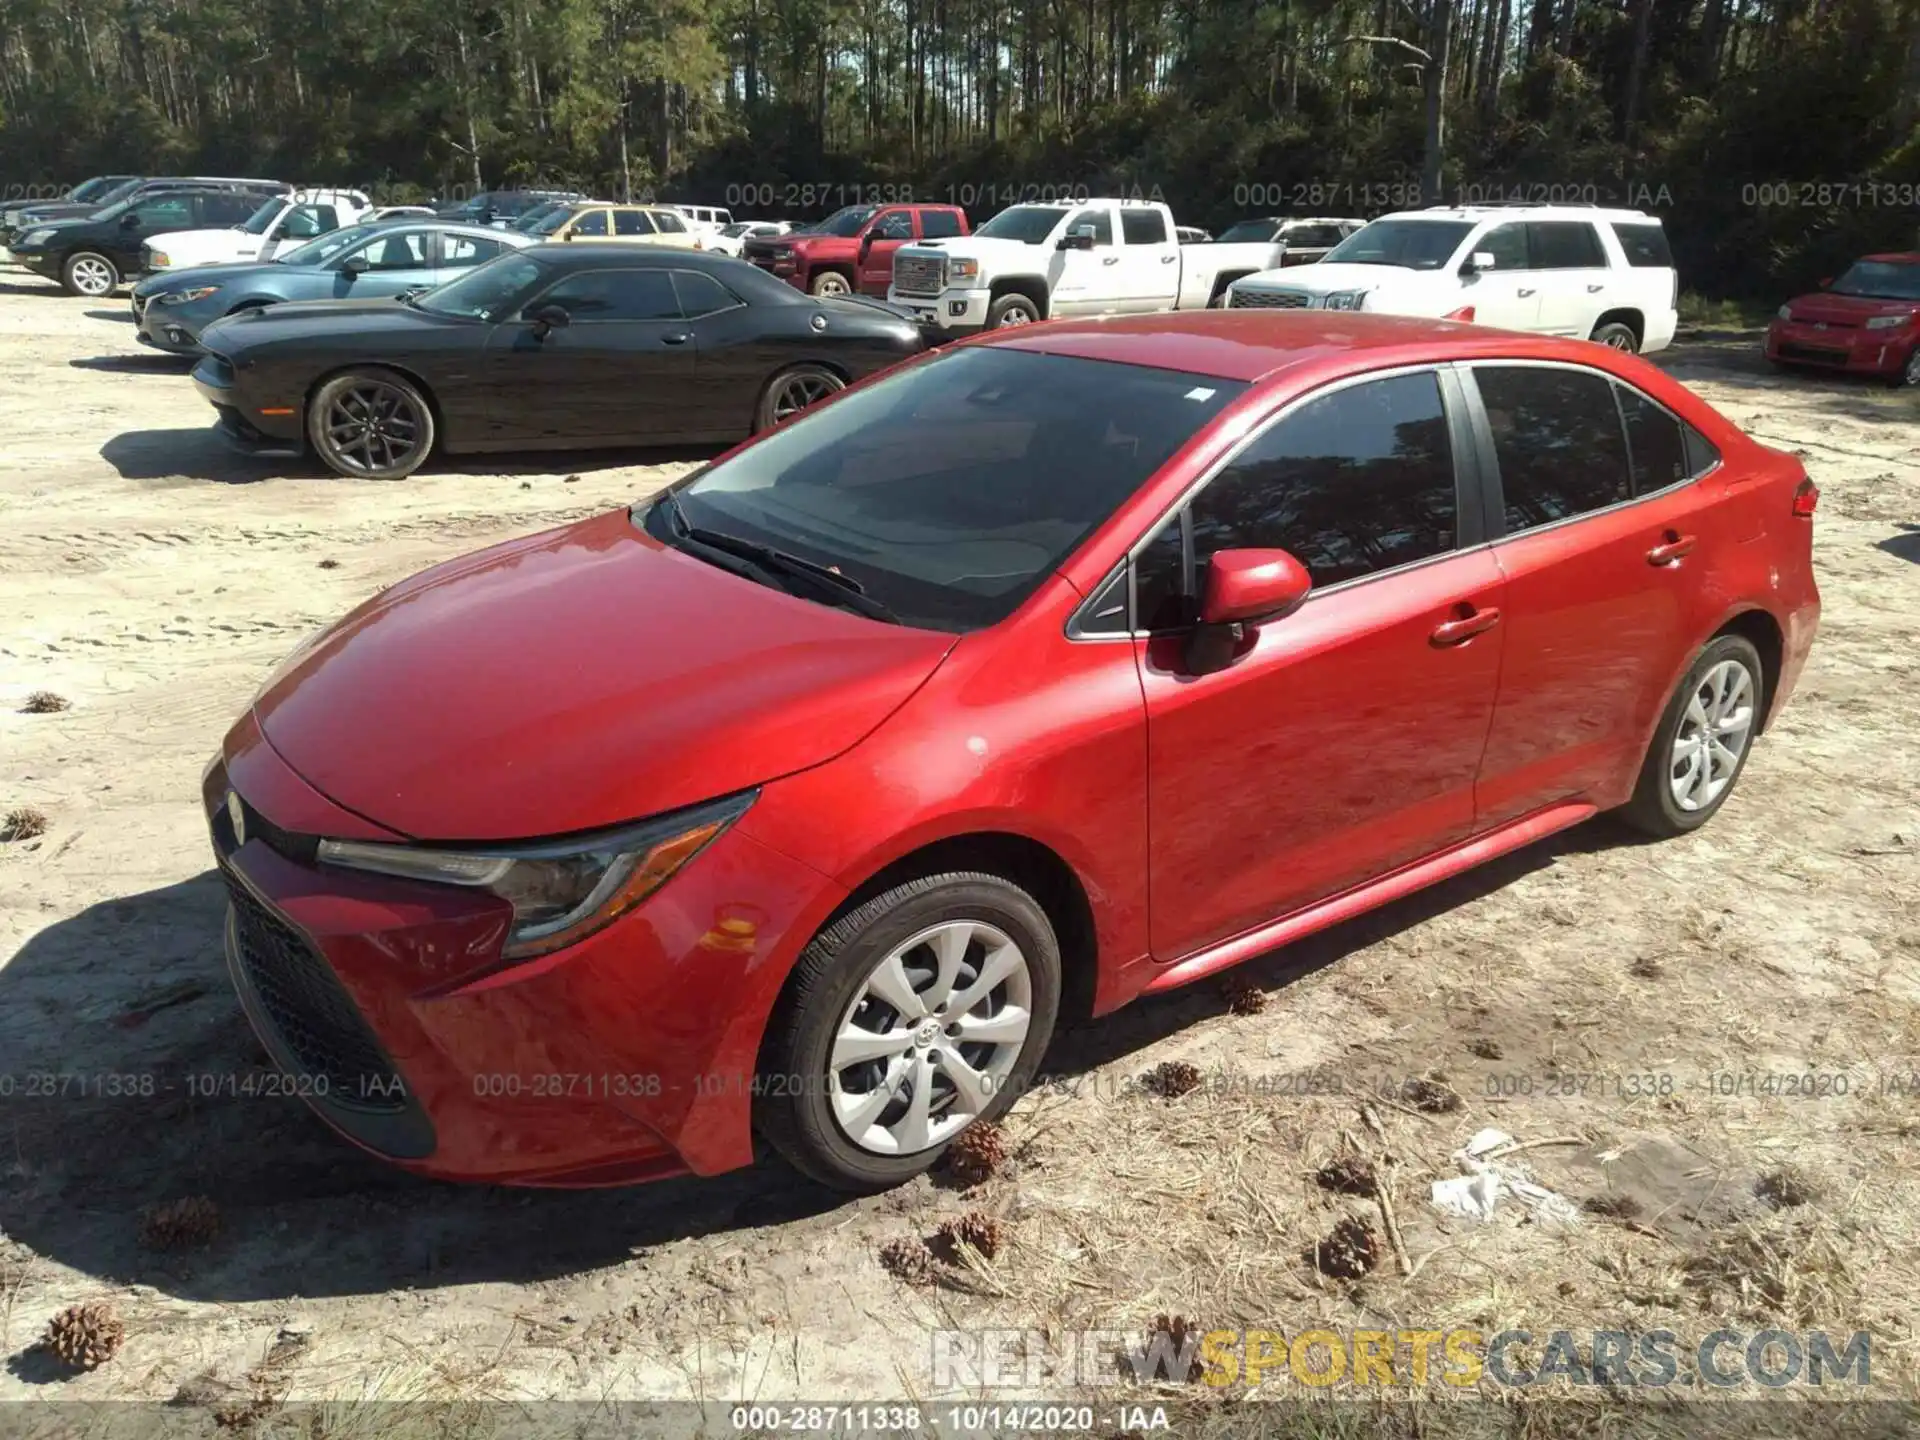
190, 244, 929, 479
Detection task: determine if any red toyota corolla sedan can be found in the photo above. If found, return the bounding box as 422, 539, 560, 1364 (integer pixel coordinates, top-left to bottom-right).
1766, 252, 1920, 386
204, 311, 1820, 1192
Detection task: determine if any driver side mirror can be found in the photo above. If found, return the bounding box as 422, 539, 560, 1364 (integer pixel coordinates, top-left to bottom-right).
1057, 226, 1097, 251
1183, 549, 1313, 675
340, 253, 371, 274
120, 212, 142, 229
1461, 250, 1496, 275
526, 302, 572, 339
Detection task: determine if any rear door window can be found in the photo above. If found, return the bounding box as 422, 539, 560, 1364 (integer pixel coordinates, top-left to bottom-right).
1120, 209, 1169, 245
1473, 365, 1632, 531
613, 209, 656, 236
1528, 222, 1608, 269
1614, 384, 1692, 494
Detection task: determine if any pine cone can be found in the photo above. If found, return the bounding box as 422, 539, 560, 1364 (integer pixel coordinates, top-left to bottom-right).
1307, 1216, 1379, 1280
140, 1195, 221, 1250
878, 1237, 935, 1286
935, 1209, 1004, 1261
44, 1301, 125, 1370
943, 1121, 1010, 1186
1142, 1059, 1202, 1098
1223, 978, 1269, 1015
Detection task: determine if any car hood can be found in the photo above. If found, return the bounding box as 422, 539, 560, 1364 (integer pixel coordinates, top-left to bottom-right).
133, 259, 316, 298
1232, 261, 1413, 294
201, 296, 456, 351
14, 204, 93, 226
1782, 290, 1920, 324
897, 237, 1054, 266
145, 227, 261, 264
252, 509, 958, 841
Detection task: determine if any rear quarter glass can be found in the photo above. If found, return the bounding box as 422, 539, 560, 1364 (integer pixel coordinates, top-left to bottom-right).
1610, 221, 1674, 269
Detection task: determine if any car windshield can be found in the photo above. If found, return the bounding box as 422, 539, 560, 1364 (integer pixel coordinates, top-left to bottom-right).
413, 251, 544, 319
1216, 219, 1279, 244
514, 203, 562, 231
1830, 260, 1920, 301
71, 177, 119, 203
238, 197, 283, 235
280, 224, 381, 266
1324, 219, 1475, 269
814, 205, 877, 237
529, 207, 576, 235
647, 347, 1248, 632
88, 179, 143, 209
974, 206, 1069, 243
719, 222, 751, 237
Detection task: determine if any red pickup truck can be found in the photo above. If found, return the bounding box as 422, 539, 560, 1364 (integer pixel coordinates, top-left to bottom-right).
743, 202, 970, 297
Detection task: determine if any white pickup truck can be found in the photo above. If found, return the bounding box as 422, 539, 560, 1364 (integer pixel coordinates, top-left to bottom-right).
892, 199, 1236, 334
140, 188, 372, 273
1184, 216, 1367, 306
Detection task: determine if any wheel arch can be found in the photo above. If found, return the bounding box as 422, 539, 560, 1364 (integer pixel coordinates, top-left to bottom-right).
1593, 308, 1645, 347
987, 276, 1051, 319
1713, 606, 1785, 734
302, 361, 447, 450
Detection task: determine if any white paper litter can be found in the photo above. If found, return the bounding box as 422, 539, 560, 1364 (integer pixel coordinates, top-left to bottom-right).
1428, 1134, 1581, 1226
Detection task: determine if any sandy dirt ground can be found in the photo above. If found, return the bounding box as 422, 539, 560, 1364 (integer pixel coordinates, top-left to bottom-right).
1, 272, 1918, 1425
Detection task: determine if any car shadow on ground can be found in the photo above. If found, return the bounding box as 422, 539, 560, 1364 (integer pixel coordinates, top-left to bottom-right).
83, 307, 134, 323
0, 278, 56, 297
69, 354, 196, 374
1658, 334, 1914, 419
1878, 523, 1920, 565
100, 428, 286, 485
0, 817, 1648, 1306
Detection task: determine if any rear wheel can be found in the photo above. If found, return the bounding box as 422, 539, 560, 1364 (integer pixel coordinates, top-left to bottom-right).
1891, 346, 1920, 388
1590, 320, 1639, 353
754, 363, 845, 430
1620, 634, 1764, 837
756, 872, 1061, 1192
62, 251, 120, 298
306, 370, 436, 480
808, 271, 852, 297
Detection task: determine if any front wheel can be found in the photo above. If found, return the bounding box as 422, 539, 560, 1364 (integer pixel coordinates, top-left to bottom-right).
756, 872, 1062, 1192
808, 271, 852, 297
62, 251, 120, 298
306, 369, 436, 480
1590, 320, 1639, 353
1620, 634, 1765, 837
986, 293, 1040, 329
1890, 346, 1920, 389
755, 363, 845, 431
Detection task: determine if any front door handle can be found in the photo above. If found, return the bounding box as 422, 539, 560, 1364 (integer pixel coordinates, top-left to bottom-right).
1517, 287, 1536, 297
1430, 605, 1502, 646
1647, 531, 1696, 565
1102, 255, 1120, 265
1587, 283, 1605, 292
1161, 254, 1177, 263
661, 331, 692, 345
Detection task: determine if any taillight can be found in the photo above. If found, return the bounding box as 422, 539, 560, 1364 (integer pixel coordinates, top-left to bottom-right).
1444, 305, 1476, 322
1792, 477, 1819, 517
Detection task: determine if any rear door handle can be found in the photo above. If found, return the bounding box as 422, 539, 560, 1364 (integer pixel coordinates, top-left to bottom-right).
1647, 532, 1696, 565
1517, 287, 1536, 298
661, 331, 692, 345
1430, 605, 1502, 646
1160, 254, 1177, 263
1102, 256, 1120, 265
1587, 283, 1605, 292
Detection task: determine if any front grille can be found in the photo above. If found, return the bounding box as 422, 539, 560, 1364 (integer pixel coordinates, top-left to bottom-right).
1229, 289, 1311, 309
893, 254, 946, 296
224, 871, 407, 1112
1777, 342, 1850, 365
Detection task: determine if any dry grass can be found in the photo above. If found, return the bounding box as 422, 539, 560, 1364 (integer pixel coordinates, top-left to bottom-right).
1, 805, 48, 842
1140, 1059, 1203, 1098
19, 690, 69, 713
1681, 1217, 1860, 1325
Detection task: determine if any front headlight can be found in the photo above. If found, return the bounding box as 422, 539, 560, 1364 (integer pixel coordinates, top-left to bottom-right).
316, 792, 755, 961
160, 285, 219, 305
20, 229, 53, 247
947, 258, 979, 283
148, 250, 172, 268
1321, 290, 1369, 311
1864, 313, 1911, 330
1777, 304, 1794, 321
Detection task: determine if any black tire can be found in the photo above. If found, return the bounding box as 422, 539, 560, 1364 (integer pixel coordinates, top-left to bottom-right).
754, 363, 845, 431
986, 292, 1042, 329
1590, 320, 1639, 353
61, 250, 120, 298
756, 871, 1062, 1192
1620, 634, 1766, 838
306, 369, 436, 480
808, 270, 853, 297
1889, 346, 1920, 389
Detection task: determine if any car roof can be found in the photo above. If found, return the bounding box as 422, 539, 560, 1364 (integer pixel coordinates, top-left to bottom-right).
1386, 205, 1660, 223
1861, 252, 1920, 265
359, 219, 526, 241
532, 243, 740, 271
976, 310, 1649, 385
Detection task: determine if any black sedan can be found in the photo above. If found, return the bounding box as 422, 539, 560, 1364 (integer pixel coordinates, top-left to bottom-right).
190, 245, 928, 479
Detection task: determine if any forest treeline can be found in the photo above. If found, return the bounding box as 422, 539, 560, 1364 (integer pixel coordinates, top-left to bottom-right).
1, 0, 1916, 296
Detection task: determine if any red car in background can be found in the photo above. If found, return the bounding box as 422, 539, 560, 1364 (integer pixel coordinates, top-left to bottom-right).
743, 202, 969, 297
1766, 252, 1920, 386
205, 311, 1819, 1194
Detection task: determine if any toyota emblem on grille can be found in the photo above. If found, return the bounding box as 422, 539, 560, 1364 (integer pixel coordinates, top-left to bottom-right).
227, 790, 246, 847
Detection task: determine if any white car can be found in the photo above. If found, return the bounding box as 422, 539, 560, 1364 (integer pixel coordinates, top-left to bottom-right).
706, 220, 793, 257
365, 205, 437, 222
668, 204, 733, 236
1224, 205, 1679, 354
889, 199, 1208, 334
142, 188, 372, 273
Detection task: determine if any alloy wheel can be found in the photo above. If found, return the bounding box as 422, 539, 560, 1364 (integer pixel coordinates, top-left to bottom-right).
1904, 347, 1920, 388
70, 256, 115, 296
324, 382, 424, 475
1669, 658, 1755, 812
828, 920, 1033, 1156
771, 369, 844, 423
996, 303, 1036, 327
813, 273, 851, 296
1604, 330, 1634, 350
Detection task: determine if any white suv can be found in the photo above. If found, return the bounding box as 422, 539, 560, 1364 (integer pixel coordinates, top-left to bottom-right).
1225, 205, 1679, 354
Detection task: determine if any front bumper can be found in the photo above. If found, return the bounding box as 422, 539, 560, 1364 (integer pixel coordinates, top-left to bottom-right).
204, 721, 846, 1186
887, 286, 990, 336
137, 301, 209, 354
1766, 320, 1913, 375
192, 353, 304, 455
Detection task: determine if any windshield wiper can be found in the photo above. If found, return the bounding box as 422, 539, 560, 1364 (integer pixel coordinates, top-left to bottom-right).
656, 492, 900, 624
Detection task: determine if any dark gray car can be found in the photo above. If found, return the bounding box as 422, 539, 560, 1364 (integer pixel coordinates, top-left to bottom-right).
131, 220, 534, 354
